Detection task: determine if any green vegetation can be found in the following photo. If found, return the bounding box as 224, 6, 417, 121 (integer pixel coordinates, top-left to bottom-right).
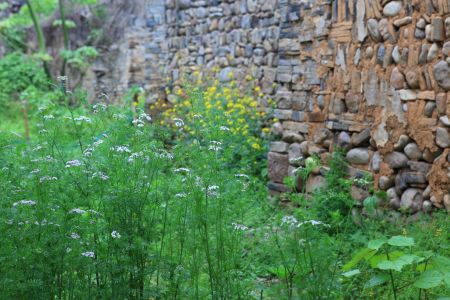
0, 2, 448, 298
0, 74, 448, 299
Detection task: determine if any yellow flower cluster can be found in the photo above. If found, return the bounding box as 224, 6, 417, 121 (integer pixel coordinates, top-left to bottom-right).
153, 73, 268, 152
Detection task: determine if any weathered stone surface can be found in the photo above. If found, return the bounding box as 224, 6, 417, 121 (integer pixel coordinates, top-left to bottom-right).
427, 43, 439, 62
405, 71, 420, 89
394, 17, 412, 27
288, 143, 302, 166
440, 116, 450, 127
383, 1, 402, 17
446, 17, 450, 37
371, 152, 382, 172
399, 89, 417, 100
394, 135, 410, 151
344, 92, 361, 113
415, 28, 426, 39
444, 194, 450, 211
425, 101, 435, 117
433, 61, 450, 90
351, 185, 370, 202
388, 187, 401, 209
270, 141, 289, 153
379, 175, 394, 190
408, 161, 431, 174
404, 143, 422, 160
337, 131, 351, 149
379, 19, 396, 43
313, 128, 331, 145
400, 188, 424, 212
346, 148, 370, 165
351, 128, 371, 146
431, 17, 444, 42
390, 67, 405, 89
367, 19, 382, 42
392, 46, 401, 63
305, 175, 327, 194
436, 127, 450, 148
436, 93, 447, 115
268, 152, 289, 183
422, 200, 433, 212
443, 42, 450, 57
385, 152, 409, 169
219, 67, 234, 82
417, 18, 426, 29
282, 131, 304, 143
419, 44, 429, 65
356, 0, 366, 42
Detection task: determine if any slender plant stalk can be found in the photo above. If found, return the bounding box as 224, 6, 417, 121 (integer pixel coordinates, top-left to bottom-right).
384, 250, 397, 300
21, 100, 30, 142
58, 0, 69, 76
24, 0, 51, 78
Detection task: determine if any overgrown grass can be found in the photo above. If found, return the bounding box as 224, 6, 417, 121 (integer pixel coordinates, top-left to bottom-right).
0, 79, 448, 299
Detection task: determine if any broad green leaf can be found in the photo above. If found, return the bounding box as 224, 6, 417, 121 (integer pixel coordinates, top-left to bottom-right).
342, 269, 360, 277
377, 255, 421, 272
370, 251, 404, 268
416, 263, 434, 272
364, 274, 389, 288
444, 272, 450, 287
343, 248, 376, 271
413, 270, 444, 289
368, 238, 387, 250
432, 256, 450, 271
388, 236, 415, 247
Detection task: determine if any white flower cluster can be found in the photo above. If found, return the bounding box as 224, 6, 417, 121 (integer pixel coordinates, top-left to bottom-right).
157, 151, 174, 160
93, 103, 107, 113
84, 139, 104, 157
175, 193, 187, 198
173, 118, 184, 128
220, 126, 230, 131
74, 116, 92, 123
174, 167, 190, 173
128, 151, 144, 163
92, 172, 109, 181
208, 141, 222, 152
207, 185, 220, 198
232, 223, 248, 231
297, 220, 330, 228
69, 208, 86, 214
70, 233, 80, 239
13, 200, 37, 207
65, 160, 82, 168
113, 113, 126, 120
39, 176, 58, 183
281, 216, 330, 228
281, 215, 298, 227
111, 230, 121, 239
81, 251, 95, 258
110, 145, 131, 153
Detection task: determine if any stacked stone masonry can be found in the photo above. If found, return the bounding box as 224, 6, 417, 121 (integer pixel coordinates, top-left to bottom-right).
118, 0, 450, 212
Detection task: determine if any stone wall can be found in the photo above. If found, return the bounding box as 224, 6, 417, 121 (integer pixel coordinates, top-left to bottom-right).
104, 0, 450, 212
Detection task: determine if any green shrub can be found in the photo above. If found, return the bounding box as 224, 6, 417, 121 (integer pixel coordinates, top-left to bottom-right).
0, 52, 49, 108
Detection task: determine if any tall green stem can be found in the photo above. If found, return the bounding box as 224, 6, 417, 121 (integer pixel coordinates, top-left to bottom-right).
58, 0, 69, 76
24, 0, 51, 78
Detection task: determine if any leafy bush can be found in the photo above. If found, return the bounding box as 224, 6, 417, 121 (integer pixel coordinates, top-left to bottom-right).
0, 52, 49, 108
154, 72, 272, 176
0, 80, 448, 299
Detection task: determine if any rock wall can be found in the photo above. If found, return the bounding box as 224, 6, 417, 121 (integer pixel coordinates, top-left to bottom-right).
100, 0, 450, 212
